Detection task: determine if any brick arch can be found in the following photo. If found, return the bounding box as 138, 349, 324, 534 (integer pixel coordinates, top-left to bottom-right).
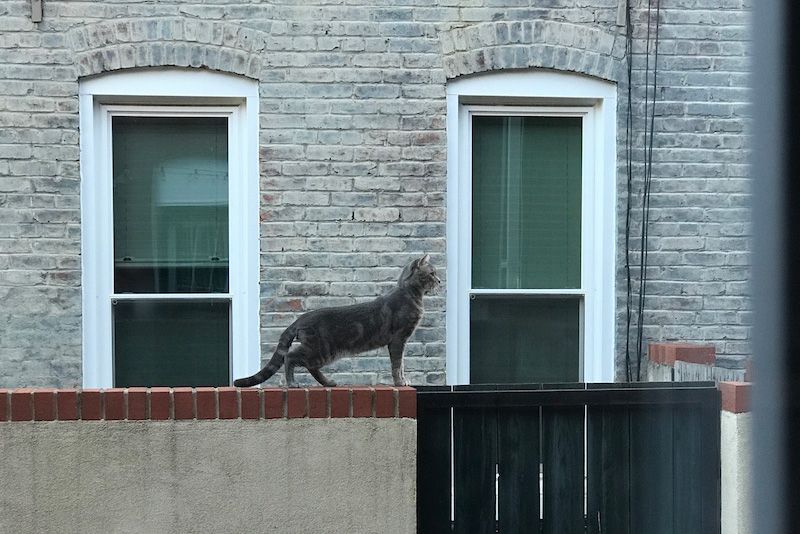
439, 21, 626, 82
67, 18, 267, 80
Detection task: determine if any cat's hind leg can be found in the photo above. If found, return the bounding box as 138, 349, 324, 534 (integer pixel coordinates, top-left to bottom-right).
284, 343, 319, 388
309, 368, 337, 387
284, 357, 297, 387
284, 346, 302, 387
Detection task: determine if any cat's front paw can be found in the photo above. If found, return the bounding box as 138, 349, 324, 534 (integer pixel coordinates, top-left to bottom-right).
393, 379, 409, 387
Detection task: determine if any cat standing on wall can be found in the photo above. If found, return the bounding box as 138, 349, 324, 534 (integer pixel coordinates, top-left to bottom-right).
234, 255, 440, 388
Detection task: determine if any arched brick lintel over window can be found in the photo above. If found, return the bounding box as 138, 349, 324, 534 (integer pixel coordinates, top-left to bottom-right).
67, 18, 268, 80
439, 21, 626, 82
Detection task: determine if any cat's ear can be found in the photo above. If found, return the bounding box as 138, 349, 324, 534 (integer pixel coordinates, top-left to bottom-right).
418, 254, 430, 266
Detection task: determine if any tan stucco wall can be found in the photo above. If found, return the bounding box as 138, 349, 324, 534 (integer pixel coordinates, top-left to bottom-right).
0, 419, 416, 534
721, 410, 752, 534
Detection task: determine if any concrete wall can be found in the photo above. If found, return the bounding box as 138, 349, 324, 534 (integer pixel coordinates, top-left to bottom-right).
0, 386, 417, 533
0, 0, 752, 387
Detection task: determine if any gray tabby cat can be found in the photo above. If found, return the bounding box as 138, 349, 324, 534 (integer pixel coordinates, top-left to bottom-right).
234, 255, 440, 388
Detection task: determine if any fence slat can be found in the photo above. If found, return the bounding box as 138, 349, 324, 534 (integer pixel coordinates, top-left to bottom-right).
454, 407, 497, 534
498, 407, 541, 533
417, 405, 452, 534
700, 398, 722, 534
542, 406, 584, 534
677, 396, 721, 534
630, 405, 674, 534
673, 403, 705, 534
587, 406, 631, 534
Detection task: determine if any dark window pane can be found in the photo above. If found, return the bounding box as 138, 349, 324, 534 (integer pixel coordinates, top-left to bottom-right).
113, 300, 230, 387
470, 295, 580, 384
112, 116, 229, 293
472, 115, 582, 289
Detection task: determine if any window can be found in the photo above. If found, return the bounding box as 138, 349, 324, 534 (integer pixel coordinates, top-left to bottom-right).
446, 71, 616, 384
79, 70, 260, 388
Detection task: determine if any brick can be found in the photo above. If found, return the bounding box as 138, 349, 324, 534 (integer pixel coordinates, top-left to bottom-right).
308, 388, 328, 418
104, 389, 125, 420
0, 389, 8, 421
398, 387, 417, 419
374, 387, 395, 418
354, 208, 400, 222
173, 387, 194, 419
218, 387, 238, 419
720, 381, 751, 414
150, 387, 171, 420
649, 343, 669, 365
10, 389, 33, 421
81, 389, 102, 420
32, 389, 55, 421
55, 389, 78, 421
264, 389, 284, 419
196, 387, 217, 420
352, 388, 373, 418
126, 388, 147, 420
330, 388, 350, 418
649, 343, 716, 366
240, 388, 261, 419
287, 388, 308, 418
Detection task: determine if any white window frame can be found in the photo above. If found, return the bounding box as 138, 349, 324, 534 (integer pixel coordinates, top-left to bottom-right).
79, 70, 260, 388
446, 71, 616, 385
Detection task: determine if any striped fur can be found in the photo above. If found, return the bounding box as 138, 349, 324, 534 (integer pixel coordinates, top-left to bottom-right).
234, 255, 439, 388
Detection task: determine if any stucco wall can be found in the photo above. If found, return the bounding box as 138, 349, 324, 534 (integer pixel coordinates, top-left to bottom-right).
0, 419, 416, 534
721, 411, 751, 534
720, 381, 751, 534
0, 385, 417, 534
0, 0, 751, 387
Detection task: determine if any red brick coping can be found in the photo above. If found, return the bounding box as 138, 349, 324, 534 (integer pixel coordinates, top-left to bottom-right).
719, 381, 751, 414
649, 342, 716, 366
0, 387, 416, 422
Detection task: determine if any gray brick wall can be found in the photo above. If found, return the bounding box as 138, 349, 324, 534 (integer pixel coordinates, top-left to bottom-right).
0, 0, 751, 387
621, 1, 752, 379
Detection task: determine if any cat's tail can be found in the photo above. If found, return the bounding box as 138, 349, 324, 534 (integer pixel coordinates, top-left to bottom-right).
233, 323, 298, 387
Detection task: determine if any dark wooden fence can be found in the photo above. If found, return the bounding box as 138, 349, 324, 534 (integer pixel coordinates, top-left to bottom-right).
417, 382, 720, 534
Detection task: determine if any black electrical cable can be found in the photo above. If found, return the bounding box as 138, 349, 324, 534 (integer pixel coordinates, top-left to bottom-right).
634, 0, 654, 382
634, 0, 662, 381
624, 0, 662, 382
642, 0, 661, 380
634, 0, 653, 382
624, 0, 635, 383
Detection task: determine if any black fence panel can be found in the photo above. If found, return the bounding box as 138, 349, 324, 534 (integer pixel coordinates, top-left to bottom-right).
417, 383, 720, 534
542, 406, 584, 534
417, 403, 451, 533
453, 407, 497, 534
586, 406, 630, 534
628, 405, 675, 534
497, 407, 540, 533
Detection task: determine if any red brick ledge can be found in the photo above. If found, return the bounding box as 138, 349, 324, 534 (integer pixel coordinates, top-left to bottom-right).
719, 381, 751, 414
649, 342, 716, 366
0, 387, 416, 422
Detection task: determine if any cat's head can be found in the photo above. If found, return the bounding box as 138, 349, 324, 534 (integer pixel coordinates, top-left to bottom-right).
398, 254, 441, 295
